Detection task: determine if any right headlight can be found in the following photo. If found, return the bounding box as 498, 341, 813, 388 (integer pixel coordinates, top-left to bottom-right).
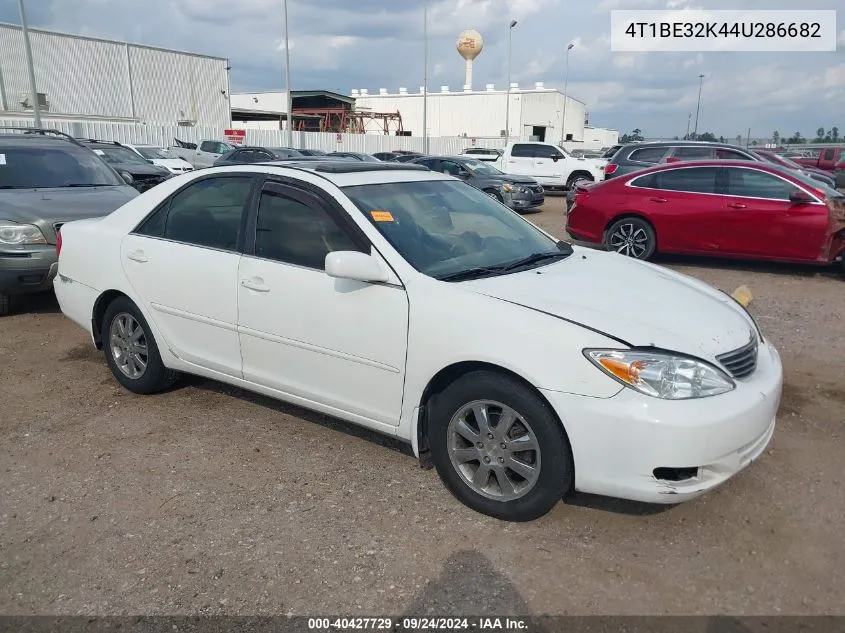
0, 221, 47, 245
584, 349, 735, 400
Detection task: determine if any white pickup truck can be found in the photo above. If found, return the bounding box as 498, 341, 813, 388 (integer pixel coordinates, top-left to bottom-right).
168, 138, 236, 168
493, 141, 606, 190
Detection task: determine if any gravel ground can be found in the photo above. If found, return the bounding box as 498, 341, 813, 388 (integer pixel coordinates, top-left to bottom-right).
1, 195, 843, 616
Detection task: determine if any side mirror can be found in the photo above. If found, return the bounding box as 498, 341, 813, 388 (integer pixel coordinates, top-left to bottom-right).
551, 154, 562, 162
325, 251, 390, 284
788, 190, 813, 204
458, 168, 471, 178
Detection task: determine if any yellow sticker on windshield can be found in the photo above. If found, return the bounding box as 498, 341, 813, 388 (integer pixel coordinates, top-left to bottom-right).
371, 210, 395, 222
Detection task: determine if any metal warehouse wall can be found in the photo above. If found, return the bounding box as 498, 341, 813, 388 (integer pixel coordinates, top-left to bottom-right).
355, 88, 587, 142
0, 23, 230, 128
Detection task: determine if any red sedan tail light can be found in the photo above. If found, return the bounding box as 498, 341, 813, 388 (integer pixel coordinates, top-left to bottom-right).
604, 163, 618, 175
56, 229, 62, 257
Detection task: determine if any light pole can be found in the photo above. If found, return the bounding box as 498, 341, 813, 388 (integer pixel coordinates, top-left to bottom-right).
283, 0, 293, 146
18, 0, 41, 128
504, 20, 517, 140
685, 112, 691, 139
422, 1, 428, 153
692, 73, 704, 139
560, 42, 574, 144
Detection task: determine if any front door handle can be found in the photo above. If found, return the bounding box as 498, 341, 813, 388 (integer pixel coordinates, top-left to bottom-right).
727, 203, 747, 209
126, 250, 148, 263
240, 278, 270, 292
649, 197, 668, 203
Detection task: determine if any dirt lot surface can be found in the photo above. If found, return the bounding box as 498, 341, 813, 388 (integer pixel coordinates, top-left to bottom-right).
1, 195, 844, 617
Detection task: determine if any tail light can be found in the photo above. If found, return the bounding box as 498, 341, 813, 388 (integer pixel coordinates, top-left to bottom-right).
56, 229, 62, 257
604, 163, 618, 175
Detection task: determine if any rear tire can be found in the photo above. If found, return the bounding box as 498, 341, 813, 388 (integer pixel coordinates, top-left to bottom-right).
604, 217, 657, 260
566, 172, 593, 189
101, 296, 178, 394
428, 370, 573, 522
0, 292, 9, 317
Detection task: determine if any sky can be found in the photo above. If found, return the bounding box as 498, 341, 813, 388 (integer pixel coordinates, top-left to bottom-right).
0, 0, 843, 139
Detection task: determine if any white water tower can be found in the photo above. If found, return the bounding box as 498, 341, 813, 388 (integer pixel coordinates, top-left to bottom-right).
456, 29, 484, 90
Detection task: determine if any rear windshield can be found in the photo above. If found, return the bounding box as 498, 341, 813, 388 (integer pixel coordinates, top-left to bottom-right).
0, 145, 123, 188
96, 146, 151, 165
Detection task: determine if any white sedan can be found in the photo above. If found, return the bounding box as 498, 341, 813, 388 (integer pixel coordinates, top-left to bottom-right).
54, 160, 782, 521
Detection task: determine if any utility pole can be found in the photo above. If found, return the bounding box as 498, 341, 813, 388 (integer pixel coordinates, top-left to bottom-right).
685, 113, 691, 139
18, 0, 41, 128
560, 42, 574, 144
692, 73, 704, 138
422, 1, 428, 153
283, 0, 293, 146
504, 20, 517, 140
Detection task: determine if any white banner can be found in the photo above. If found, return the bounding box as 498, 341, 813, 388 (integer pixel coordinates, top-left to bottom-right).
610, 10, 837, 52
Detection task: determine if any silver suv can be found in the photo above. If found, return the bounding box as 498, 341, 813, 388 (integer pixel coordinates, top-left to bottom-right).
0, 128, 137, 316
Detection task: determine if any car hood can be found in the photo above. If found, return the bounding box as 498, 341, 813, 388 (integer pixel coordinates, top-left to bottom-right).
484, 174, 539, 185
460, 248, 754, 360
152, 158, 192, 169
1, 186, 138, 224
109, 162, 170, 176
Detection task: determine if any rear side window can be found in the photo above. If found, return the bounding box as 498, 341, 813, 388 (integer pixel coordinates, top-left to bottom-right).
136, 176, 253, 250
822, 148, 835, 160
254, 186, 362, 270
673, 146, 713, 160
653, 167, 719, 193
199, 141, 217, 153
511, 144, 536, 158
627, 147, 668, 164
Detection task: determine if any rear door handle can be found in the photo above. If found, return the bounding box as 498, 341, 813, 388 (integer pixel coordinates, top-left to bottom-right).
727, 203, 747, 209
649, 197, 668, 203
126, 250, 148, 263
240, 278, 270, 292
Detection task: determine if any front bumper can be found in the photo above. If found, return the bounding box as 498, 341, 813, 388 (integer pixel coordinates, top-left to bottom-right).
541, 340, 783, 504
507, 192, 545, 211
0, 246, 59, 295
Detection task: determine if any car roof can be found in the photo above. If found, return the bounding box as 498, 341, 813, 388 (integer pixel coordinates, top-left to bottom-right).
0, 134, 81, 148
202, 161, 445, 188
620, 159, 796, 176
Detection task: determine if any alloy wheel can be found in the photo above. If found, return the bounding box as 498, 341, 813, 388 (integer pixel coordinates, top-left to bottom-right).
446, 399, 541, 502
609, 222, 650, 258
108, 312, 149, 379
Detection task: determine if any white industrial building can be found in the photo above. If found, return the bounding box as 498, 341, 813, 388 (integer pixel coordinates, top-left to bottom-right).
353, 82, 589, 144
0, 22, 231, 128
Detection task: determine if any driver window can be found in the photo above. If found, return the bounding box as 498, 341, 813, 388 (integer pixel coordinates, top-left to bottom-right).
441, 161, 463, 176
534, 145, 562, 159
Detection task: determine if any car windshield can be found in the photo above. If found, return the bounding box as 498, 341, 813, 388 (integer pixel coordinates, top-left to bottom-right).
343, 179, 570, 280
461, 158, 504, 176
96, 146, 150, 165
136, 147, 169, 160
0, 145, 123, 188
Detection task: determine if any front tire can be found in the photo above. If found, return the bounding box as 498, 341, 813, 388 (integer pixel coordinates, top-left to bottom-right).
566, 172, 593, 189
429, 370, 574, 521
101, 296, 178, 394
604, 217, 656, 260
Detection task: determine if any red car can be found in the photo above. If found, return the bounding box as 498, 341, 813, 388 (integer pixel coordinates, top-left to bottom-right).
566, 160, 845, 268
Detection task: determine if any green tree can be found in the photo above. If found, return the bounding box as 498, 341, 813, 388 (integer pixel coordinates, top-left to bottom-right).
735, 134, 743, 146
773, 131, 780, 145
814, 127, 825, 143
696, 132, 717, 142
619, 128, 645, 143
833, 127, 840, 142
719, 136, 725, 143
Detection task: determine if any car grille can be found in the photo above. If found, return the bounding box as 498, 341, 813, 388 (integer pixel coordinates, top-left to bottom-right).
716, 336, 759, 379
527, 184, 544, 194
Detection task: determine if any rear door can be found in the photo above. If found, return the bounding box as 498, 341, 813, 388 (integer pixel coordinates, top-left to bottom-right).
719, 166, 827, 260
628, 166, 723, 253
502, 143, 536, 177
121, 174, 257, 376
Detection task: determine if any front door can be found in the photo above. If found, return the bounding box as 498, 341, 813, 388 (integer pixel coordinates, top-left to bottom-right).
121, 174, 257, 376
531, 144, 566, 186
237, 180, 410, 426
719, 166, 827, 260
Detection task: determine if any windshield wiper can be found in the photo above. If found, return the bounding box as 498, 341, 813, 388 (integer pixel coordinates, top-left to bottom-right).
0, 185, 25, 189
436, 266, 508, 282
498, 249, 572, 272
65, 183, 115, 187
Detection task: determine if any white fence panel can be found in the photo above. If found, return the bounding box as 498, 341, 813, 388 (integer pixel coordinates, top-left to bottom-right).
1, 116, 509, 156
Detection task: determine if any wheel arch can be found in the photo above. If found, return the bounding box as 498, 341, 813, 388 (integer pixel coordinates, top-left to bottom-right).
566, 170, 595, 186
603, 213, 659, 251
91, 289, 132, 349
414, 361, 572, 463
